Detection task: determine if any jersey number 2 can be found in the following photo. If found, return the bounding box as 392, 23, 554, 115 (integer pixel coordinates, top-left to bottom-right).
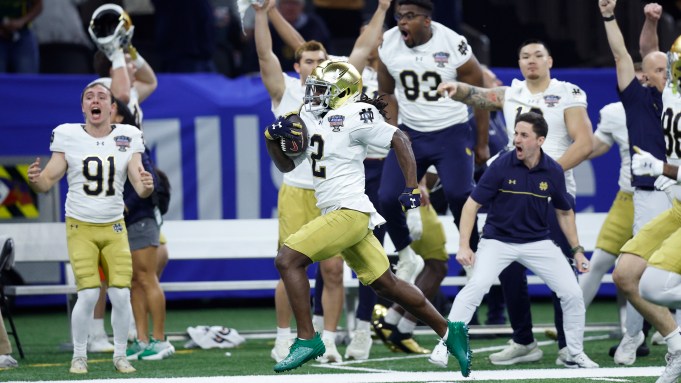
83, 156, 115, 196
310, 134, 326, 178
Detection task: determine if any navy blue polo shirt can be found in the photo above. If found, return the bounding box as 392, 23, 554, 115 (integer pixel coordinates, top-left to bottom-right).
470, 149, 572, 244
618, 78, 666, 189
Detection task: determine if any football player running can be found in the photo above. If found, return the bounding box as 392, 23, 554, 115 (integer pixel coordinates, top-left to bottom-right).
27, 82, 153, 374
264, 60, 471, 377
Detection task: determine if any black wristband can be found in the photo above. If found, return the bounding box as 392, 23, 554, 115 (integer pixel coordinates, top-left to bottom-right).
602, 14, 615, 22
571, 245, 585, 255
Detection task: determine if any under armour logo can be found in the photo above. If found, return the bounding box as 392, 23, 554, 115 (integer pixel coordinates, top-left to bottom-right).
415, 57, 423, 62
508, 179, 516, 185
458, 41, 468, 55
572, 88, 582, 95
70, 224, 78, 229
274, 122, 282, 128
96, 141, 105, 146
409, 197, 417, 208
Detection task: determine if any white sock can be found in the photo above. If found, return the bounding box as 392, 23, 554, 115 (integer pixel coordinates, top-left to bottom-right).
397, 317, 417, 334
312, 314, 324, 332
322, 330, 336, 342
665, 327, 681, 353
385, 308, 402, 325
89, 318, 106, 337
107, 287, 131, 358
276, 327, 291, 341
578, 248, 616, 307
71, 288, 101, 358
355, 320, 371, 332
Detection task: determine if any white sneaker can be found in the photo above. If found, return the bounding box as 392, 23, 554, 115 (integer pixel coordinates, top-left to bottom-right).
113, 356, 136, 373
614, 331, 644, 365
395, 247, 424, 284
489, 340, 543, 365
270, 337, 292, 363
653, 331, 667, 345
318, 337, 342, 363
564, 352, 599, 368
0, 355, 18, 368
428, 340, 449, 368
69, 357, 88, 374
555, 347, 569, 366
657, 351, 681, 383
345, 329, 372, 360
88, 333, 114, 353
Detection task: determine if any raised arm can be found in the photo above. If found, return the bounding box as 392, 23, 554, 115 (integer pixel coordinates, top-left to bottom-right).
129, 46, 158, 103
437, 81, 506, 111
127, 152, 154, 198
600, 0, 636, 91
268, 2, 305, 51
639, 2, 662, 58
254, 0, 286, 106
348, 0, 391, 73
558, 107, 593, 170
377, 58, 398, 126
27, 153, 67, 193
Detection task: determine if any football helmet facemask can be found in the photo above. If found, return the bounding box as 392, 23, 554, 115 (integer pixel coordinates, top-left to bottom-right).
304, 60, 362, 117
88, 4, 134, 50
668, 35, 681, 94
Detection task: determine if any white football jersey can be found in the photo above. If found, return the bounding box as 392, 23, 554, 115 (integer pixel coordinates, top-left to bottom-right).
272, 73, 313, 189
661, 86, 681, 200
50, 123, 145, 223
378, 21, 472, 131
362, 66, 390, 159
296, 102, 397, 229
91, 77, 143, 127
594, 102, 633, 193
502, 78, 588, 196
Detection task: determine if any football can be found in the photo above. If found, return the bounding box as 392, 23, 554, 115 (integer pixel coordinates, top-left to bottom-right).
280, 113, 308, 157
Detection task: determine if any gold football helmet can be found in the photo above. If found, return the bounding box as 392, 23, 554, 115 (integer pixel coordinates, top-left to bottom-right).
88, 4, 134, 50
304, 60, 362, 116
668, 35, 681, 94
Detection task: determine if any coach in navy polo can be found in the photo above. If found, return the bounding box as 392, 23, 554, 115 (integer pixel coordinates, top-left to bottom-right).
436, 112, 599, 368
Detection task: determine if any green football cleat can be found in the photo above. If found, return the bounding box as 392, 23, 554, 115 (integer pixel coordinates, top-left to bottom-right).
273, 333, 326, 373
445, 321, 472, 377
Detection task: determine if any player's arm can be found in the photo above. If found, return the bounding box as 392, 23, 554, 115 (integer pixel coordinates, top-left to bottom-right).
588, 134, 611, 160
129, 46, 158, 103
457, 56, 490, 164
127, 152, 154, 198
377, 58, 398, 126
457, 197, 481, 267
27, 153, 67, 193
557, 106, 593, 171
391, 129, 418, 188
639, 2, 662, 57
254, 0, 286, 107
437, 82, 506, 111
555, 208, 590, 273
268, 1, 305, 51
347, 0, 391, 73
108, 49, 132, 104
600, 0, 636, 91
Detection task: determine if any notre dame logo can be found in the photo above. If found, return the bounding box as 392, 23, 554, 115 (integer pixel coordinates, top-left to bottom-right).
359, 108, 374, 123
539, 182, 548, 191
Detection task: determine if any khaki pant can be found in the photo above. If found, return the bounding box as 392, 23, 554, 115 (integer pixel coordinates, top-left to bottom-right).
0, 311, 11, 355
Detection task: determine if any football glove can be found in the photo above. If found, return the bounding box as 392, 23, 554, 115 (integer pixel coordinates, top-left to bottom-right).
97, 38, 122, 62
398, 187, 421, 211
405, 208, 423, 241
264, 116, 303, 141
631, 145, 663, 176
654, 174, 676, 191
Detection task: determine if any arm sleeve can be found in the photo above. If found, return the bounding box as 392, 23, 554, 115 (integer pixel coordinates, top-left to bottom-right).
470, 161, 501, 205
550, 164, 572, 210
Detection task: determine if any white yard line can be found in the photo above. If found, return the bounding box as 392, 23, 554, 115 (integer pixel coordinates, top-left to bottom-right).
5, 367, 663, 383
